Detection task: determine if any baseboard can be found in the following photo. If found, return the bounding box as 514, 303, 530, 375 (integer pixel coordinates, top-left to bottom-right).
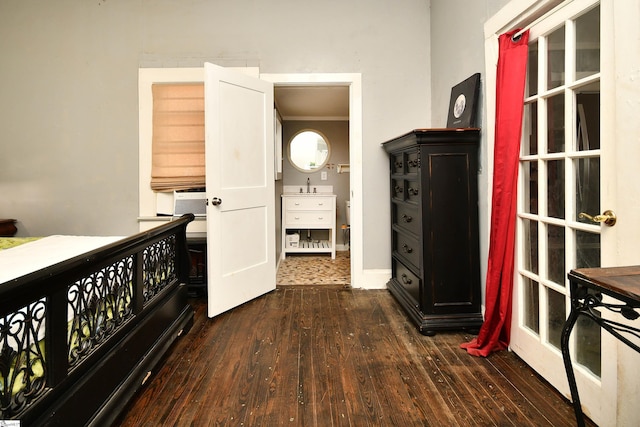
355, 268, 390, 290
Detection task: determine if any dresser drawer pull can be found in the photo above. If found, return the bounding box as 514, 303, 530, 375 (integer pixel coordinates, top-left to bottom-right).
408, 187, 419, 196
407, 159, 420, 168
394, 161, 403, 169
401, 274, 412, 285
318, 217, 324, 220
402, 214, 413, 223
402, 244, 413, 254
394, 185, 404, 194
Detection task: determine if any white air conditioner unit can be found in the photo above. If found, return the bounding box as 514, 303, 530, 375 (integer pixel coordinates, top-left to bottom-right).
173, 191, 206, 216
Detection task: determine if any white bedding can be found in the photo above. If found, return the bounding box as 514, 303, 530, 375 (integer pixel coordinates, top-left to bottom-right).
0, 235, 123, 284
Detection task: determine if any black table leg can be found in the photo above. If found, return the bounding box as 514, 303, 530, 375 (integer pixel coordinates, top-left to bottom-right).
561, 307, 586, 427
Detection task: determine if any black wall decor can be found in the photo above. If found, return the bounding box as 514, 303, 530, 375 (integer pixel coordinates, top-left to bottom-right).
446, 73, 481, 128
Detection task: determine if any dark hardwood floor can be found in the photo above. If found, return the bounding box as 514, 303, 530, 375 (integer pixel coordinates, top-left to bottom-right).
117, 286, 593, 426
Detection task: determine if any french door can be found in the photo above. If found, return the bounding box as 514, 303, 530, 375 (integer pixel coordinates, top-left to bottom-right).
509, 0, 614, 424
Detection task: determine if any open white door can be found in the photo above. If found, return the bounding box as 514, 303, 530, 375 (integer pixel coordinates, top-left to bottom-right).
204, 63, 276, 318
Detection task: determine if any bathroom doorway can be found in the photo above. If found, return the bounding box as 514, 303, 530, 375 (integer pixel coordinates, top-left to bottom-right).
261, 73, 361, 287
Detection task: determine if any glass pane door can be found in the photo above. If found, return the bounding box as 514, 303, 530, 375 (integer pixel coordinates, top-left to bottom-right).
511, 0, 606, 422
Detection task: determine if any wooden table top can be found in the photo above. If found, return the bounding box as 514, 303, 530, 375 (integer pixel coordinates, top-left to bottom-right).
570, 266, 640, 305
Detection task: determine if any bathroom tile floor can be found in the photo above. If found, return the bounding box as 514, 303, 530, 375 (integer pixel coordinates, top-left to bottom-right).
277, 251, 350, 285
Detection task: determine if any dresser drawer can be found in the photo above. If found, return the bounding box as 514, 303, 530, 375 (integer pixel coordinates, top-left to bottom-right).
390, 149, 420, 175
406, 149, 420, 173
393, 230, 421, 270
391, 179, 421, 204
405, 180, 420, 204
391, 152, 405, 174
393, 203, 420, 235
391, 178, 405, 201
285, 211, 333, 226
284, 197, 333, 211
393, 258, 421, 306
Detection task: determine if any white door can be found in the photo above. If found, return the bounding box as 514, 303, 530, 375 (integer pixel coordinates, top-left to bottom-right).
204, 63, 276, 318
510, 1, 640, 425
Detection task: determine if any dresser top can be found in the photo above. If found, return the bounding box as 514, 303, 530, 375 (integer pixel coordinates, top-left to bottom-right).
413, 127, 480, 132
382, 128, 480, 151
396, 128, 480, 138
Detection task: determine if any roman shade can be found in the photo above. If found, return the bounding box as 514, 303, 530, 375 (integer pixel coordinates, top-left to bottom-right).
151, 83, 205, 191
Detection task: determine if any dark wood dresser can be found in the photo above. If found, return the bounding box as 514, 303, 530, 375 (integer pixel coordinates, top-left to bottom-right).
0, 219, 17, 236
382, 129, 483, 335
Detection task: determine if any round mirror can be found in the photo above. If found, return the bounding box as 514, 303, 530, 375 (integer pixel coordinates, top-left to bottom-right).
288, 130, 330, 172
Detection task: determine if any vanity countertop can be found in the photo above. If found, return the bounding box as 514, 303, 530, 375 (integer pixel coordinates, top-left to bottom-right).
282, 185, 334, 196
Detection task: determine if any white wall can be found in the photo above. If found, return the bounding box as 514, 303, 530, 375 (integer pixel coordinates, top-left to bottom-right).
0, 0, 430, 272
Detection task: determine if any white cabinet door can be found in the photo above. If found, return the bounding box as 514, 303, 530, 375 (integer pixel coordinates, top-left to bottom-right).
204, 63, 276, 318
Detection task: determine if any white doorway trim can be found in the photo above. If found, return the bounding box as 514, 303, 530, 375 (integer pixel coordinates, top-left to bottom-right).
261, 73, 364, 289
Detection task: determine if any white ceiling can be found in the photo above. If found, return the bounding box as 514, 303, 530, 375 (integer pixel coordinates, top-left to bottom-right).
274, 85, 349, 121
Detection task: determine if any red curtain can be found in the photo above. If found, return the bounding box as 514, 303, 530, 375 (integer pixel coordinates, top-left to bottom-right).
461, 29, 530, 357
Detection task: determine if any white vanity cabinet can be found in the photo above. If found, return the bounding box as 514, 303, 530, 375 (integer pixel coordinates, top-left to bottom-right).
281, 194, 336, 259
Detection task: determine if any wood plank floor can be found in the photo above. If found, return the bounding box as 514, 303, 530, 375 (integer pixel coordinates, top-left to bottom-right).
117, 286, 594, 426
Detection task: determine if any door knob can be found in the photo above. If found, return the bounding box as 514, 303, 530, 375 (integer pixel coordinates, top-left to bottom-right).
211, 197, 222, 206
578, 210, 616, 226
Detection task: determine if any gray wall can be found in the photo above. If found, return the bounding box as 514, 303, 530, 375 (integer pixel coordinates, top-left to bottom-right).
0, 0, 513, 277
0, 0, 141, 236
431, 0, 509, 128
0, 0, 430, 272
430, 0, 511, 291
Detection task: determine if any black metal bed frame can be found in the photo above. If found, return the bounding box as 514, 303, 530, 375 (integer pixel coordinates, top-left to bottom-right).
0, 214, 195, 426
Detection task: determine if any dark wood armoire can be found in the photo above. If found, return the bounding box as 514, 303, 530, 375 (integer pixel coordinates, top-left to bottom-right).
382, 128, 483, 335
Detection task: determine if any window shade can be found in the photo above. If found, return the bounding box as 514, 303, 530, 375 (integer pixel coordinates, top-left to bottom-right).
151, 83, 205, 191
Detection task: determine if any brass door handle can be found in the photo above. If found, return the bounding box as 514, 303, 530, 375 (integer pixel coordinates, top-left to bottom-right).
578, 210, 616, 226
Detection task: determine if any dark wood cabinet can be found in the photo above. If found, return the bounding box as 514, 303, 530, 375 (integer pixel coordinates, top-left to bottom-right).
382, 129, 483, 335
187, 237, 207, 297
0, 219, 18, 236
